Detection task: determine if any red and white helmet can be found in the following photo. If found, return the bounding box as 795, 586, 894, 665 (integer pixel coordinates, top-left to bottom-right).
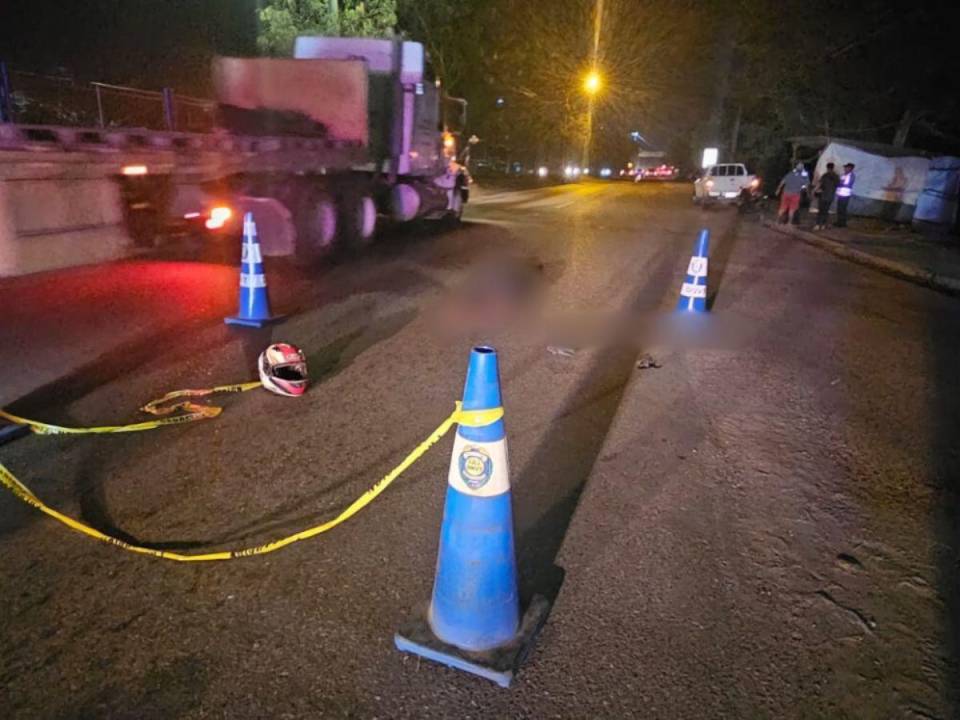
258, 343, 308, 397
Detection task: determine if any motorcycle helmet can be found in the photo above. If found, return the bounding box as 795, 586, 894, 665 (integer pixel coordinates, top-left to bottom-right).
258, 343, 308, 397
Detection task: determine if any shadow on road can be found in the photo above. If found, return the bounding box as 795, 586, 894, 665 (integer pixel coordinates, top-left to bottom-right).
929, 295, 960, 713
706, 219, 798, 312
513, 247, 681, 607
706, 217, 743, 310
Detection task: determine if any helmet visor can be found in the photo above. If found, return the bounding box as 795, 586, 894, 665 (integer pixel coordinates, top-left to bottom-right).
271, 361, 307, 383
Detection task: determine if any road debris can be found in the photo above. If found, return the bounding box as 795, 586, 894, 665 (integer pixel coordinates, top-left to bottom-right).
636, 353, 662, 370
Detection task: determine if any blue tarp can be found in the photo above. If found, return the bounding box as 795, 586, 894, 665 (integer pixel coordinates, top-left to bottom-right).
914, 156, 960, 226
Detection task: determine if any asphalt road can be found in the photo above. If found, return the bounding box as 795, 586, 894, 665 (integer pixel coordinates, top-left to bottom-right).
1, 180, 958, 719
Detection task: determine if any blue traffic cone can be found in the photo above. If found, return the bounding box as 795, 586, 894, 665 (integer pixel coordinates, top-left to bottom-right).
676, 228, 710, 313
225, 212, 281, 328
395, 346, 550, 688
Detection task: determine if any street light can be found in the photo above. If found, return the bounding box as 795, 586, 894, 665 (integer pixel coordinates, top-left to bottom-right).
583, 70, 602, 96
580, 69, 602, 171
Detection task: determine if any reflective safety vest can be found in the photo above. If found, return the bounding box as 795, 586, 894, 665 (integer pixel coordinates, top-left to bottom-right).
837, 171, 855, 198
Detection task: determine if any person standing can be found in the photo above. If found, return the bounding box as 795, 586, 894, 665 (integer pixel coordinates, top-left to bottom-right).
836, 162, 856, 228
813, 162, 840, 230
776, 162, 809, 225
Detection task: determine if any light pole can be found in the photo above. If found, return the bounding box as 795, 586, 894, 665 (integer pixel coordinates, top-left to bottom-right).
581, 0, 604, 171
581, 69, 602, 171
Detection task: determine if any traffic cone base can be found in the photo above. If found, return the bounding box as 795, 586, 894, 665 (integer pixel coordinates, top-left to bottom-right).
395, 595, 550, 688
225, 213, 284, 327
224, 315, 279, 328
224, 314, 283, 328
395, 346, 550, 687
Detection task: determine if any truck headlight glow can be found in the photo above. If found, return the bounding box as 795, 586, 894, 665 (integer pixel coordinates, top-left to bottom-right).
442, 132, 456, 157
205, 206, 233, 230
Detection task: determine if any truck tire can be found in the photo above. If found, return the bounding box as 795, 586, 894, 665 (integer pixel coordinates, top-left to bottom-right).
119, 175, 169, 248
127, 209, 161, 248
339, 189, 378, 249
293, 187, 338, 265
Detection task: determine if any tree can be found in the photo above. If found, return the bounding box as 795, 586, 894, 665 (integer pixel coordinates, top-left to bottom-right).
397, 0, 483, 96
716, 0, 960, 166
340, 0, 397, 38
398, 0, 708, 168
257, 0, 397, 56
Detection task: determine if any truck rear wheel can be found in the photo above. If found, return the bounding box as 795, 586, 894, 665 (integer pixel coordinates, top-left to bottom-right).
339, 189, 378, 249
294, 188, 338, 265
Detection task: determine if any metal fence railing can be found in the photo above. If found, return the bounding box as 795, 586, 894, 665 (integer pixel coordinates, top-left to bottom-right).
0, 65, 215, 133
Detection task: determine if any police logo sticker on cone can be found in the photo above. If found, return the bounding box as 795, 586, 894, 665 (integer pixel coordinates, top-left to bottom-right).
395, 346, 550, 688
225, 212, 283, 328
454, 441, 506, 495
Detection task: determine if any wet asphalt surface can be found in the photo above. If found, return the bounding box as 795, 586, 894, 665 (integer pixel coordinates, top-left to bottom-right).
1, 181, 958, 719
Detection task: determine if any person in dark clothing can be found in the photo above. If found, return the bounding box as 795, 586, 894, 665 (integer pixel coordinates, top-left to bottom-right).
835, 162, 856, 228
813, 162, 840, 230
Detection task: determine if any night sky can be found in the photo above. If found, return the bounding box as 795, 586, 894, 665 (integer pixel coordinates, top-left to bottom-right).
0, 0, 259, 93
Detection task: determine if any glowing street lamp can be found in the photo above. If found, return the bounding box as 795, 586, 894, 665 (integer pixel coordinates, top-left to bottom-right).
583, 70, 602, 96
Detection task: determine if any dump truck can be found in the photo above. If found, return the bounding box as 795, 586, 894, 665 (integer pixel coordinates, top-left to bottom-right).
123, 36, 470, 263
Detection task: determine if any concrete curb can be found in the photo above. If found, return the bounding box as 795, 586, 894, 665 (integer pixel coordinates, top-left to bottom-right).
763, 221, 960, 296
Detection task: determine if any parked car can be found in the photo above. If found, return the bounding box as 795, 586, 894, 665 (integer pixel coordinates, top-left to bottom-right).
693, 163, 760, 204
635, 164, 679, 181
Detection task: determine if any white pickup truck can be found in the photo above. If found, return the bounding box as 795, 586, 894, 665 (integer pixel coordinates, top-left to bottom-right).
693, 163, 760, 204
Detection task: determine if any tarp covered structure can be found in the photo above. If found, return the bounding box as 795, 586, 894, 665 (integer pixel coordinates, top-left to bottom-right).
795, 138, 930, 223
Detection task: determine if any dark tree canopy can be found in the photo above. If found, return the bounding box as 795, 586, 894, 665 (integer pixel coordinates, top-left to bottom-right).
2, 0, 959, 166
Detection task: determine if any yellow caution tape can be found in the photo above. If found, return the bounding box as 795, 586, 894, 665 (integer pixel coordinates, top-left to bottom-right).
0, 390, 503, 562
0, 381, 263, 435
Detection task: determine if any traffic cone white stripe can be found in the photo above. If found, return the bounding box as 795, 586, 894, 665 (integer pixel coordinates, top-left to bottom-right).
447, 434, 511, 498
239, 273, 267, 289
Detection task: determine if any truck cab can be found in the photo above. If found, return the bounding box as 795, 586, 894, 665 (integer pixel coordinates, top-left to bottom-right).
292, 37, 448, 178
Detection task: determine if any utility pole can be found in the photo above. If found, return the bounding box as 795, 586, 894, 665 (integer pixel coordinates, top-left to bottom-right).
582, 0, 604, 170
705, 18, 735, 159
729, 104, 742, 159
329, 0, 340, 35
0, 61, 13, 123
